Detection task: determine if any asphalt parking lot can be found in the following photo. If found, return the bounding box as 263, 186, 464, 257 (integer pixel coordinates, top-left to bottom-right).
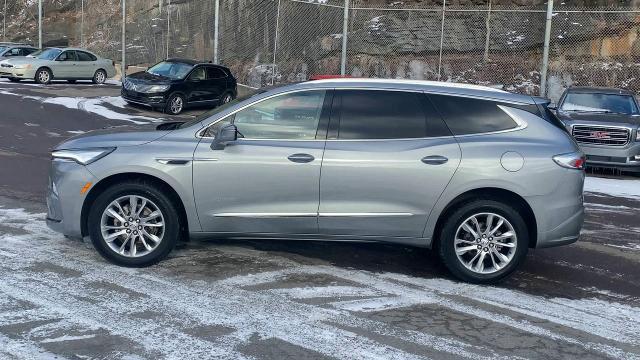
0, 79, 639, 359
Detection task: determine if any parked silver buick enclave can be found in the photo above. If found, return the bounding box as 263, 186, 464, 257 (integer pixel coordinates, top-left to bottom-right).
46, 79, 585, 283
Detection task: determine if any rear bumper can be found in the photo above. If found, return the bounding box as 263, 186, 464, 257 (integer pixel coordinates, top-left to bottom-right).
527, 169, 585, 248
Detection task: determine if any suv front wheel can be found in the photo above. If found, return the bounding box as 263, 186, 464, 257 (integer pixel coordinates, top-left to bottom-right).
88, 181, 180, 267
438, 200, 529, 284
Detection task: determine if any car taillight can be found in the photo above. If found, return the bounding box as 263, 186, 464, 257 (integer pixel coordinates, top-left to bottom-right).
553, 152, 585, 170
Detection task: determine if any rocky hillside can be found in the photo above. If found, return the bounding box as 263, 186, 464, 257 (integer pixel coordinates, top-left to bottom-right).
3, 0, 640, 99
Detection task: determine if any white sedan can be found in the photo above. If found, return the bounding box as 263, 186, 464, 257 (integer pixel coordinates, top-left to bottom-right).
0, 47, 116, 84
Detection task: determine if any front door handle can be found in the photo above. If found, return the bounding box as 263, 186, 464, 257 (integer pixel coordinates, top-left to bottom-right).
421, 155, 448, 165
288, 153, 315, 163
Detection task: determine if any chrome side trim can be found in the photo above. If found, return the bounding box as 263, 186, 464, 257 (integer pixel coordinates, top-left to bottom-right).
193, 157, 219, 162
211, 212, 414, 218
212, 212, 316, 218
319, 212, 414, 217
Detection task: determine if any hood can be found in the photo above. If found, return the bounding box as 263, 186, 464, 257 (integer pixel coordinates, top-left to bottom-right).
126, 71, 173, 84
4, 57, 43, 66
557, 111, 640, 126
54, 123, 170, 150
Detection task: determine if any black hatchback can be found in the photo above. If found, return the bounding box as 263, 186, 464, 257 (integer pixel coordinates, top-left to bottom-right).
121, 59, 237, 115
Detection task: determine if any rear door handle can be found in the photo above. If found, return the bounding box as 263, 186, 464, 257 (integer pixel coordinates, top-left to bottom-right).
421, 155, 448, 165
288, 153, 315, 163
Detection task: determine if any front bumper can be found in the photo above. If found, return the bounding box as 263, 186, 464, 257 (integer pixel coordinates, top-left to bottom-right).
121, 88, 167, 108
46, 159, 97, 238
580, 142, 640, 171
0, 67, 36, 79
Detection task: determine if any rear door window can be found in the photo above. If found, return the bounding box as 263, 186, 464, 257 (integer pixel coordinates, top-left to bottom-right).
429, 94, 518, 135
76, 51, 96, 61
207, 67, 227, 79
334, 90, 431, 140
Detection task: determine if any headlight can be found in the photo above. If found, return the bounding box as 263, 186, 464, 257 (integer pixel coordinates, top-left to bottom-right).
143, 85, 170, 93
51, 147, 115, 165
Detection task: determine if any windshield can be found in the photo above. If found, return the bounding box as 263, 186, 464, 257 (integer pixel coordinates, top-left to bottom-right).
29, 48, 62, 60
561, 92, 639, 115
147, 61, 194, 80
179, 89, 267, 129
0, 46, 7, 54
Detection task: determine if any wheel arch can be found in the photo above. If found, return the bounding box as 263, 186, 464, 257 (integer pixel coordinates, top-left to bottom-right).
81, 172, 189, 240
431, 187, 538, 250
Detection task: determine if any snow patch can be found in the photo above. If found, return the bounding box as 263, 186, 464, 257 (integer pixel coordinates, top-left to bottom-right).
584, 176, 640, 199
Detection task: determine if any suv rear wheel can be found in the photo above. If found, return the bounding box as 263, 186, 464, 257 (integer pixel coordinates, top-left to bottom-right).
438, 200, 529, 284
88, 181, 180, 267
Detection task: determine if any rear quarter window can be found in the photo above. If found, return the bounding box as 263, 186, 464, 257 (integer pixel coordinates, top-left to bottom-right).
429, 94, 518, 135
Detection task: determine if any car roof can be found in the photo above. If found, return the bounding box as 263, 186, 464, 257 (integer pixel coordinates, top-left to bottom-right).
284, 78, 536, 104
565, 86, 635, 96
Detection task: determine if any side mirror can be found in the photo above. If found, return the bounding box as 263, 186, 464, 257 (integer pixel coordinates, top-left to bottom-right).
211, 124, 238, 150
547, 103, 557, 111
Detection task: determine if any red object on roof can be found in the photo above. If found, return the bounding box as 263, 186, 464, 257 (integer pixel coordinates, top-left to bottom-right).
309, 74, 353, 81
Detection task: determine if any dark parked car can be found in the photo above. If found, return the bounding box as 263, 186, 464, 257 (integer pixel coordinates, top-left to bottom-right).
554, 87, 640, 172
0, 44, 38, 60
122, 59, 237, 115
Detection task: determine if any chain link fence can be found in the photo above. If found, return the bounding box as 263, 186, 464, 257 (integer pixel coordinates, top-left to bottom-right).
3, 1, 640, 100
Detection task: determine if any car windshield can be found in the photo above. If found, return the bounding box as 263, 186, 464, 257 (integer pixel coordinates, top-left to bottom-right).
178, 89, 267, 129
0, 46, 7, 54
561, 92, 639, 115
29, 48, 62, 60
147, 61, 194, 80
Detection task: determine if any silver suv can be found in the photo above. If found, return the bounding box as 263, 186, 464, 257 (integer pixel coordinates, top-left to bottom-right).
46, 79, 585, 283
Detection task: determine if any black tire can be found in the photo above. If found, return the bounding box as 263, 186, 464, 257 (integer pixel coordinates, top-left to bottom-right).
67, 79, 77, 84
8, 78, 21, 82
437, 199, 529, 284
92, 69, 107, 84
218, 92, 234, 106
35, 68, 52, 84
165, 93, 185, 115
88, 180, 180, 267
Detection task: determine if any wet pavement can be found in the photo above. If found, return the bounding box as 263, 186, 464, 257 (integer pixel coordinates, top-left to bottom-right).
0, 79, 639, 359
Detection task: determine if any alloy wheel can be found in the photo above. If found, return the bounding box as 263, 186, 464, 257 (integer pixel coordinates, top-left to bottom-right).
100, 195, 165, 258
170, 96, 183, 114
453, 212, 517, 274
222, 94, 232, 104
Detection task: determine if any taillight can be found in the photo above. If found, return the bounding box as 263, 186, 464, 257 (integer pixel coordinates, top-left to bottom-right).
553, 152, 585, 170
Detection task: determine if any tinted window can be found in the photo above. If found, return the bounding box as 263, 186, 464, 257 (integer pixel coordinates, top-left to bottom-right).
76, 51, 96, 61
207, 67, 226, 79
6, 48, 21, 56
233, 90, 326, 140
189, 67, 206, 81
336, 90, 428, 140
560, 92, 638, 115
429, 94, 517, 135
23, 48, 37, 56
57, 51, 76, 61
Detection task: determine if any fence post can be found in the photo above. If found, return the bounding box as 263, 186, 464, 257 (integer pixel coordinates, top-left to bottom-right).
213, 0, 220, 64
483, 0, 491, 62
272, 0, 282, 85
437, 0, 446, 81
80, 0, 84, 47
121, 0, 126, 79
540, 0, 554, 97
166, 0, 170, 59
38, 0, 42, 48
340, 0, 349, 76
3, 0, 6, 41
